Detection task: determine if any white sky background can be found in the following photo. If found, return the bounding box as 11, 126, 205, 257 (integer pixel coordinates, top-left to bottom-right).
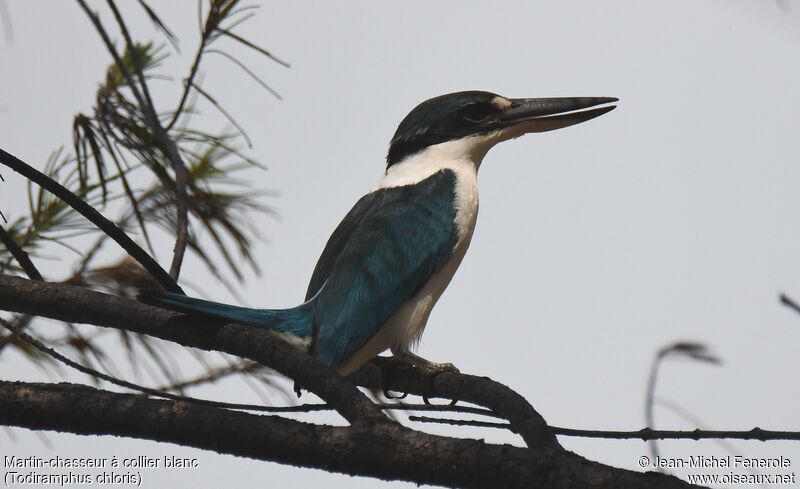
1, 0, 800, 487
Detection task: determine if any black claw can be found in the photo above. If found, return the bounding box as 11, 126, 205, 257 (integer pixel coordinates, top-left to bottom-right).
380, 358, 409, 400
420, 368, 461, 405
421, 368, 447, 404
392, 386, 408, 399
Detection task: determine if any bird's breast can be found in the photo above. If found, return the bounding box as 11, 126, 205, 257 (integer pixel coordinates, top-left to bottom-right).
450, 164, 479, 246
384, 160, 480, 349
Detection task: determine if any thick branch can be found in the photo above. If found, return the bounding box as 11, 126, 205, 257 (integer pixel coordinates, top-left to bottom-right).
351, 357, 554, 451
0, 381, 697, 489
0, 274, 381, 424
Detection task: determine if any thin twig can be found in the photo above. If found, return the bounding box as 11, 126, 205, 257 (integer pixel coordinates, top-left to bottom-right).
0, 148, 181, 293
409, 415, 800, 442
76, 0, 147, 111
645, 342, 721, 470
207, 49, 282, 100
549, 426, 800, 441
165, 0, 210, 131
378, 403, 502, 418
217, 28, 290, 68
0, 225, 43, 281
0, 0, 14, 44
779, 293, 800, 316
188, 82, 252, 147
102, 0, 190, 282
155, 360, 262, 391
0, 314, 32, 352
136, 0, 179, 51
645, 347, 663, 465
97, 130, 155, 255
1, 317, 513, 419
654, 398, 763, 479
0, 318, 323, 414
409, 415, 511, 430
106, 0, 157, 119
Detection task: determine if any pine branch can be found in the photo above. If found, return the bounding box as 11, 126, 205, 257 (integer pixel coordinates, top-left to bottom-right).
80, 0, 190, 281
0, 148, 181, 293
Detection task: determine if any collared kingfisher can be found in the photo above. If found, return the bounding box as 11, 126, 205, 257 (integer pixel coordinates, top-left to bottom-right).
145, 91, 617, 375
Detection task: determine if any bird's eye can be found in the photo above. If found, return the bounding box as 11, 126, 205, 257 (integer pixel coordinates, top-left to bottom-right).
461, 103, 495, 123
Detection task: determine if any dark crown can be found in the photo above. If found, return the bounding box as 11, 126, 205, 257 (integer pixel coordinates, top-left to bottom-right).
386, 91, 503, 168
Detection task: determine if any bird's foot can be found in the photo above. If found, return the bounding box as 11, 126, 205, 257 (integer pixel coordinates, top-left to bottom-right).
389, 349, 459, 404
417, 366, 460, 405
378, 359, 409, 400
390, 349, 460, 374
418, 361, 459, 374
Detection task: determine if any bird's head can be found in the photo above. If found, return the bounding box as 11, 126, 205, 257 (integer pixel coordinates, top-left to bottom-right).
386, 91, 617, 169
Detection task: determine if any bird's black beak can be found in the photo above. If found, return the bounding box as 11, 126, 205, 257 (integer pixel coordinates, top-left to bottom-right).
499, 96, 618, 134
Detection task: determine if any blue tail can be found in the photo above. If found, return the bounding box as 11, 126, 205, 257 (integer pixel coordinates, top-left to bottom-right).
143, 292, 313, 337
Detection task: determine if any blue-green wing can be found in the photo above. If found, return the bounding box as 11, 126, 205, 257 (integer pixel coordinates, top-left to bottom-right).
308, 169, 459, 368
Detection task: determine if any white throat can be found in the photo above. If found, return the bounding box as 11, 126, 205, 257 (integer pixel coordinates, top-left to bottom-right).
377, 132, 503, 189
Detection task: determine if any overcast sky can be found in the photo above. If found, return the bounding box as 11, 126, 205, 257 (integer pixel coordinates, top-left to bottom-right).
2, 1, 800, 487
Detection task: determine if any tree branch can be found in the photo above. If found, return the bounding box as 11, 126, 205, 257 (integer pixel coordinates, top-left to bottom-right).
0, 224, 43, 281
0, 274, 382, 424
0, 381, 697, 489
0, 148, 181, 293
0, 274, 709, 486
350, 357, 554, 451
